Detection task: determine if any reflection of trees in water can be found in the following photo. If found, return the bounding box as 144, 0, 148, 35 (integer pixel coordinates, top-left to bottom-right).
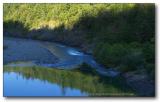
4, 66, 135, 96
61, 83, 66, 96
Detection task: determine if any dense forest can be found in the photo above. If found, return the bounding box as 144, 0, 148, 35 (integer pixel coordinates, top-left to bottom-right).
3, 4, 155, 80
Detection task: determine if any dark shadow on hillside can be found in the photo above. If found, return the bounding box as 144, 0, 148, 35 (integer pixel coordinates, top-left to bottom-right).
3, 4, 155, 96
4, 4, 155, 47
74, 4, 155, 43
3, 20, 87, 48
3, 5, 155, 66
4, 21, 29, 38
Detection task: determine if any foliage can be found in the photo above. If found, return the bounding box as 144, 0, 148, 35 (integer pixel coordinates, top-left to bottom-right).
94, 43, 145, 72
93, 39, 155, 74
3, 3, 155, 79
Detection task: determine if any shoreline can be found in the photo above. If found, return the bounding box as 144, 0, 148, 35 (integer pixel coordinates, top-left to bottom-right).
4, 37, 59, 65
3, 37, 155, 96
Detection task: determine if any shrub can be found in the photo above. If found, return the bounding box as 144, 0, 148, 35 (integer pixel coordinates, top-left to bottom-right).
94, 43, 146, 72
119, 51, 145, 72
94, 43, 130, 67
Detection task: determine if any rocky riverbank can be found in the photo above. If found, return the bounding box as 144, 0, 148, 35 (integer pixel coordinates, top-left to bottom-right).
4, 37, 58, 64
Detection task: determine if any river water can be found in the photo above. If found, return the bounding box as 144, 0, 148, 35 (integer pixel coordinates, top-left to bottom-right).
4, 72, 88, 96
4, 66, 134, 96
3, 37, 133, 97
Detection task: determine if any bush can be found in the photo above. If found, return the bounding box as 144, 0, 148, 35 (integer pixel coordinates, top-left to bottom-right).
94, 43, 146, 72
94, 43, 130, 67
119, 51, 145, 72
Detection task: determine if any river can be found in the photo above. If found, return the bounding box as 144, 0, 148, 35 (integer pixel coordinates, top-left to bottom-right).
3, 37, 134, 97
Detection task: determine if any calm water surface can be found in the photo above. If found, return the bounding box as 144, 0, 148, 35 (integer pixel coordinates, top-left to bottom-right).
4, 38, 133, 96
3, 66, 134, 97
4, 72, 88, 96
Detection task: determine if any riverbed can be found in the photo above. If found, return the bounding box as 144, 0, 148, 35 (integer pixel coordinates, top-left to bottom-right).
3, 37, 134, 97
4, 37, 119, 77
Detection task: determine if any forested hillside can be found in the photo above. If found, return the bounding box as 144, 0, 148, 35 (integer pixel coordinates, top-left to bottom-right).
3, 4, 155, 80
